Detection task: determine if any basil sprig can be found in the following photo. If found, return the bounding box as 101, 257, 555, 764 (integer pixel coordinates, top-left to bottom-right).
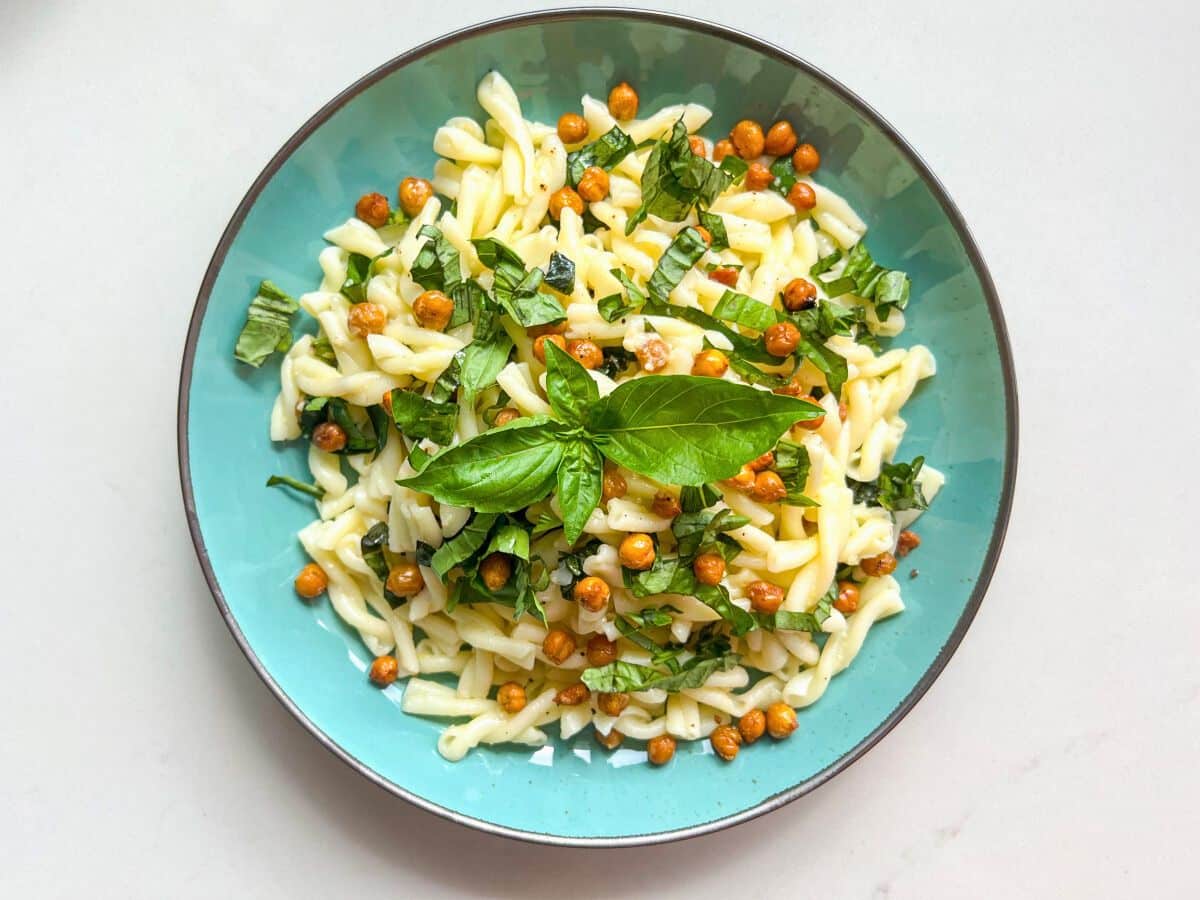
234, 280, 298, 367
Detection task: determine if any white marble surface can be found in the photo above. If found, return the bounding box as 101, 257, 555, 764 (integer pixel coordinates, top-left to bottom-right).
2, 1, 1196, 896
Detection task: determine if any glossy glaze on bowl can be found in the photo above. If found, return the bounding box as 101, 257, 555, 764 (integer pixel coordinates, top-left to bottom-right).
178, 8, 1017, 846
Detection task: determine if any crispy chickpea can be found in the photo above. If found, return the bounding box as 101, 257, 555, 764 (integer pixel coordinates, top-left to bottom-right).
691, 348, 729, 377
294, 563, 327, 599
688, 135, 707, 158
787, 181, 817, 212
748, 451, 775, 472
738, 708, 767, 744
764, 321, 801, 357
412, 289, 454, 331
312, 422, 347, 453
347, 302, 387, 338
860, 552, 898, 577
586, 634, 617, 667
398, 176, 433, 216
694, 225, 713, 247
711, 724, 742, 761
554, 682, 590, 706
497, 682, 527, 714
479, 552, 512, 592
368, 655, 399, 686
712, 138, 735, 162
782, 277, 818, 311
693, 552, 726, 586
607, 81, 639, 119
723, 465, 755, 491
574, 576, 611, 613
493, 407, 520, 427
745, 161, 774, 192
386, 561, 424, 597
556, 112, 589, 144
766, 702, 799, 739
764, 120, 798, 156
595, 729, 624, 750
636, 336, 670, 373
774, 379, 802, 397
730, 119, 765, 159
747, 580, 785, 614
709, 266, 739, 287
651, 491, 682, 519
751, 470, 787, 503
355, 191, 390, 228
647, 734, 677, 766
619, 533, 656, 571
793, 396, 826, 431
897, 530, 922, 557
601, 467, 627, 503
567, 338, 604, 370
791, 142, 821, 174
834, 580, 860, 614
543, 629, 577, 665
597, 692, 630, 717
532, 333, 567, 363
577, 166, 610, 202
549, 186, 584, 221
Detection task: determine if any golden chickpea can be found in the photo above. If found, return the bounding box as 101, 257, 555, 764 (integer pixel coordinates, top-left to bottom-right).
586, 633, 617, 667
554, 682, 590, 706
691, 348, 729, 377
557, 112, 589, 144
574, 575, 611, 613
897, 530, 922, 557
398, 177, 434, 216
412, 289, 454, 331
834, 580, 860, 614
764, 321, 801, 357
693, 552, 726, 586
694, 225, 713, 247
723, 465, 755, 492
549, 186, 584, 221
347, 302, 387, 338
607, 81, 639, 119
793, 395, 826, 431
787, 181, 817, 212
791, 142, 821, 174
745, 161, 774, 191
479, 552, 512, 592
709, 266, 739, 287
712, 138, 735, 162
567, 338, 604, 370
730, 119, 765, 159
773, 379, 803, 397
602, 466, 627, 503
497, 682, 527, 714
748, 451, 775, 472
493, 407, 520, 427
860, 552, 898, 577
711, 724, 742, 761
766, 702, 799, 739
764, 120, 798, 156
651, 491, 682, 519
577, 166, 610, 202
751, 470, 787, 503
738, 708, 767, 744
688, 135, 707, 158
355, 191, 390, 228
597, 692, 630, 716
312, 422, 347, 453
543, 628, 577, 664
368, 655, 399, 686
647, 734, 677, 766
595, 729, 624, 750
636, 336, 670, 372
385, 561, 424, 597
532, 333, 567, 363
782, 277, 818, 312
619, 533, 656, 571
747, 580, 785, 614
294, 562, 327, 599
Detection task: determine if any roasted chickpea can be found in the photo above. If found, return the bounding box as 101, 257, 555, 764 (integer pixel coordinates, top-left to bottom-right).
557, 112, 589, 144
748, 451, 775, 472
355, 191, 390, 228
738, 708, 767, 744
711, 724, 742, 761
549, 186, 584, 221
786, 181, 817, 212
601, 467, 628, 504
586, 633, 617, 667
597, 692, 630, 716
791, 142, 821, 174
543, 629, 577, 665
792, 396, 826, 431
312, 422, 347, 453
709, 266, 739, 287
479, 552, 512, 591
764, 321, 801, 357
347, 302, 387, 338
747, 580, 785, 614
745, 161, 774, 192
619, 533, 656, 571
577, 166, 610, 202
574, 576, 611, 613
751, 470, 787, 503
636, 336, 670, 373
497, 682, 527, 714
897, 530, 922, 557
532, 333, 567, 363
412, 289, 454, 331
723, 465, 755, 491
398, 176, 434, 216
860, 552, 898, 577
766, 702, 799, 739
386, 561, 424, 597
782, 277, 818, 311
647, 734, 677, 766
712, 138, 735, 162
688, 135, 707, 158
567, 338, 604, 370
693, 552, 726, 586
595, 729, 624, 750
554, 682, 590, 706
691, 348, 729, 377
294, 562, 327, 599
493, 407, 521, 427
834, 580, 860, 614
607, 81, 639, 119
368, 655, 399, 686
651, 491, 682, 519
730, 119, 765, 159
764, 120, 798, 156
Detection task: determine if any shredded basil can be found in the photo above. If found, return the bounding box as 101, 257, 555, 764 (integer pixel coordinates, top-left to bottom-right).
300, 396, 382, 454
411, 226, 463, 292
626, 119, 733, 234
389, 391, 458, 445
698, 211, 729, 250
849, 456, 928, 512
566, 125, 636, 187
544, 251, 576, 294
773, 439, 819, 507
581, 652, 740, 694
711, 290, 784, 332
647, 226, 708, 301
234, 281, 298, 367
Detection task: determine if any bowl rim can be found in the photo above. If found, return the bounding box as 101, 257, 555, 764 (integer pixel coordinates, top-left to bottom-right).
176, 5, 1019, 848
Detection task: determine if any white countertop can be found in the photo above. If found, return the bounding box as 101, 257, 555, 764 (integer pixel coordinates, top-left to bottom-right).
2, 1, 1196, 896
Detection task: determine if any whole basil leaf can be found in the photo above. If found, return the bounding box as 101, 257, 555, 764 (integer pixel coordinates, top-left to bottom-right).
711, 290, 784, 332
544, 251, 576, 294
566, 125, 636, 186
556, 439, 604, 544
647, 226, 708, 301
390, 391, 458, 445
430, 513, 499, 579
234, 280, 298, 367
543, 340, 599, 425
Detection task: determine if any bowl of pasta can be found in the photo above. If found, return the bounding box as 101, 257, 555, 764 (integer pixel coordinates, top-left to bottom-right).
178, 8, 1016, 845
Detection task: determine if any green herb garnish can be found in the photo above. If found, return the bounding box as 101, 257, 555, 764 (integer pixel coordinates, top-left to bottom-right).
234, 280, 298, 367
265, 474, 324, 499
566, 125, 636, 187
849, 456, 928, 512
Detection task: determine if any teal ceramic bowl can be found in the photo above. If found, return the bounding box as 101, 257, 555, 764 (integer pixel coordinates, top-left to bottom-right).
178, 8, 1016, 846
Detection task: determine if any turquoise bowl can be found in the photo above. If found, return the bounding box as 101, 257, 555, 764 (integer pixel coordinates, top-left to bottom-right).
178, 9, 1017, 846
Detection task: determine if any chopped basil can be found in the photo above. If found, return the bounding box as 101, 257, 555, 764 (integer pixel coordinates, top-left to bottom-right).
410, 226, 463, 292
643, 297, 778, 364
581, 652, 739, 694
672, 507, 750, 558
718, 154, 749, 182
849, 456, 928, 512
265, 474, 324, 499
755, 587, 833, 633
679, 483, 722, 513
695, 583, 758, 635
598, 268, 646, 322
473, 237, 565, 327
817, 242, 911, 317
430, 513, 499, 579
646, 226, 708, 301
558, 538, 602, 599
768, 155, 799, 198
234, 280, 298, 367
626, 119, 733, 234
389, 391, 458, 445
566, 125, 636, 187
311, 333, 337, 366
773, 439, 819, 507
711, 290, 784, 332
339, 248, 392, 304
447, 279, 486, 330
457, 302, 514, 402
300, 396, 382, 454
544, 251, 576, 294
698, 211, 729, 250
359, 522, 403, 603
810, 248, 843, 276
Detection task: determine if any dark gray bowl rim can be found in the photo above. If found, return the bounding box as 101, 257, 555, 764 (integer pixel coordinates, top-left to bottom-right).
177, 6, 1019, 849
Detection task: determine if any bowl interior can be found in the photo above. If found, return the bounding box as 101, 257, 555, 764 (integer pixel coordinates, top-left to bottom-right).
182, 11, 1013, 844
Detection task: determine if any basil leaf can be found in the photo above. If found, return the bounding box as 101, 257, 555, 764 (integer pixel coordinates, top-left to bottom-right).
566, 125, 636, 186
485, 521, 531, 560
472, 236, 526, 272
796, 334, 849, 395
581, 652, 739, 694
643, 297, 777, 364
711, 290, 784, 332
390, 391, 458, 445
530, 511, 562, 537
624, 553, 696, 598
406, 441, 433, 473
544, 340, 599, 425
792, 299, 863, 340
768, 155, 798, 198
311, 333, 337, 366
448, 279, 486, 330
559, 538, 601, 599
367, 404, 391, 452
234, 280, 298, 367
849, 456, 928, 512
556, 440, 604, 545
698, 211, 729, 251
626, 119, 732, 234
411, 226, 463, 292
302, 397, 377, 454
718, 154, 749, 182
695, 583, 757, 635
430, 513, 499, 579
774, 439, 819, 507
810, 248, 843, 276
545, 251, 576, 294
598, 268, 647, 322
457, 304, 513, 402
339, 249, 392, 303
597, 346, 637, 379
672, 508, 750, 558
359, 522, 391, 584
757, 590, 833, 633
647, 226, 708, 301
265, 474, 324, 499
874, 269, 911, 317
721, 348, 789, 389
588, 376, 823, 485
817, 242, 911, 317
475, 239, 566, 327
398, 420, 566, 512
428, 354, 461, 404
679, 483, 721, 513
